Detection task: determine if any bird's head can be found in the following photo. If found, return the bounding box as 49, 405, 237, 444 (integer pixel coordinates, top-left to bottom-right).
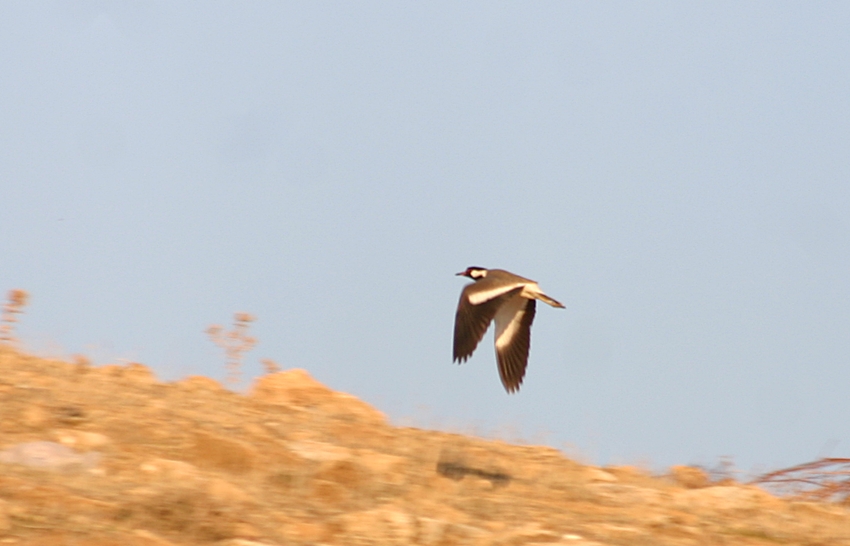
456, 266, 488, 280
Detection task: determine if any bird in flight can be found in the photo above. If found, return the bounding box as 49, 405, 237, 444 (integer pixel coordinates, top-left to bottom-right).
453, 267, 564, 393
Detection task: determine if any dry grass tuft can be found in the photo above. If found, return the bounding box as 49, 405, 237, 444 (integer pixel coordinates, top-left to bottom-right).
0, 289, 29, 346
206, 312, 257, 385
261, 358, 281, 374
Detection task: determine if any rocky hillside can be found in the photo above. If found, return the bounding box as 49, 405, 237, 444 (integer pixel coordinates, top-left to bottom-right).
0, 346, 848, 545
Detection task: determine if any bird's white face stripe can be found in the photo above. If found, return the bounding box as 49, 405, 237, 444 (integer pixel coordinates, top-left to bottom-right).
467, 283, 526, 305
469, 269, 487, 279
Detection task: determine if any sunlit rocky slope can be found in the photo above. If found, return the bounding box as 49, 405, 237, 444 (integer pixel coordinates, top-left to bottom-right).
0, 346, 848, 545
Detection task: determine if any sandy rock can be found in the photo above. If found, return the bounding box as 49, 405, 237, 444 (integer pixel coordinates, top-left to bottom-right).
585, 522, 647, 542
280, 520, 327, 542
408, 496, 473, 526
440, 522, 491, 545
54, 428, 111, 450
242, 422, 268, 437
122, 362, 158, 384
670, 465, 710, 489
588, 483, 667, 507
287, 439, 352, 462
95, 364, 125, 377
494, 523, 562, 545
230, 521, 263, 539
22, 404, 51, 429
140, 458, 199, 480
206, 477, 253, 505
131, 529, 181, 546
414, 519, 508, 545
790, 501, 850, 519
605, 465, 650, 480
251, 369, 330, 406
315, 459, 369, 490
416, 517, 450, 545
216, 538, 277, 546
186, 430, 257, 474
559, 534, 603, 544
338, 504, 416, 544
357, 449, 408, 485
584, 467, 617, 482
0, 498, 11, 534
305, 479, 343, 507
675, 485, 781, 512
250, 369, 386, 424
175, 375, 227, 393
0, 441, 100, 471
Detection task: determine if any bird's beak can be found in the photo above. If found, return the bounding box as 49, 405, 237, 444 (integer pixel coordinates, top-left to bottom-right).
455, 271, 465, 276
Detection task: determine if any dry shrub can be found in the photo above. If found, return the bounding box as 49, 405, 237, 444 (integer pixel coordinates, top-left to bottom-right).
753, 458, 850, 502
0, 289, 29, 346
206, 312, 257, 385
261, 358, 281, 374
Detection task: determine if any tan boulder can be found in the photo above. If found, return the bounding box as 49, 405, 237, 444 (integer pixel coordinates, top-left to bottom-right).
185, 431, 257, 474
54, 429, 111, 450
493, 523, 562, 545
337, 505, 416, 545
584, 467, 617, 483
175, 375, 227, 393
139, 458, 199, 481
669, 465, 710, 489
122, 362, 158, 384
675, 484, 782, 512
250, 369, 386, 424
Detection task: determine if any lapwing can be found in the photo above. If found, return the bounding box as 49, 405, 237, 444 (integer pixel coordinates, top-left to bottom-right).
453, 267, 565, 393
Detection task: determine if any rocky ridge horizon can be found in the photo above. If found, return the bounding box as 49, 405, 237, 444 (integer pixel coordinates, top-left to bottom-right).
0, 345, 848, 545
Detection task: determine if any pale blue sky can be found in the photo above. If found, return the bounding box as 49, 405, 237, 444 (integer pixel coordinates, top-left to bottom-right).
2, 2, 849, 472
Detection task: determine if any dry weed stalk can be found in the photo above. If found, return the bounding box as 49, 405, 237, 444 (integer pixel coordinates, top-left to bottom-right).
260, 358, 281, 374
701, 456, 739, 484
0, 289, 29, 346
206, 312, 257, 385
753, 457, 850, 502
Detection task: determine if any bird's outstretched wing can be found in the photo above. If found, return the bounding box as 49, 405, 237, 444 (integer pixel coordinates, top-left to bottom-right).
494, 295, 537, 393
453, 286, 523, 363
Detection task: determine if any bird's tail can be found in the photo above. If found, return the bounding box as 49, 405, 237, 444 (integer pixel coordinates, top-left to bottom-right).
535, 292, 565, 308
